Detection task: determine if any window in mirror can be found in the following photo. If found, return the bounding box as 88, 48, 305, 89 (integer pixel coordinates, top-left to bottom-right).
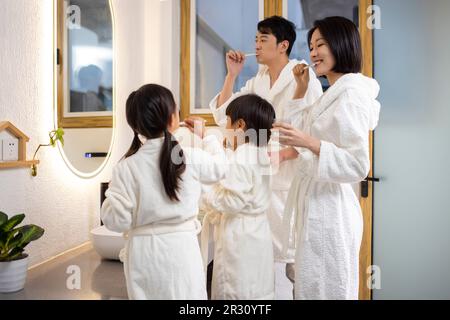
56, 0, 113, 128
181, 0, 263, 125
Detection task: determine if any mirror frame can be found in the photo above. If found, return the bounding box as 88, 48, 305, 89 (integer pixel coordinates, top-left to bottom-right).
181, 0, 374, 300
53, 0, 116, 178
55, 0, 113, 129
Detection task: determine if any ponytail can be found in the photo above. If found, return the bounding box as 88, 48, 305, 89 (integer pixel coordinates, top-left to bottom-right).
125, 83, 186, 202
123, 132, 142, 159
160, 129, 186, 201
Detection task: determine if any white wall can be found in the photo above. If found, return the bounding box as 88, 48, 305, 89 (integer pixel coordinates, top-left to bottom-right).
0, 0, 173, 267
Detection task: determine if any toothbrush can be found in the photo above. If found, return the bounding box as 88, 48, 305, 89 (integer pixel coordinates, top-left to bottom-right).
302, 62, 317, 71
245, 53, 257, 57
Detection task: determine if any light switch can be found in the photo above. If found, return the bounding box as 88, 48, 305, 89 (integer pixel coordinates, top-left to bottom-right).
2, 139, 19, 161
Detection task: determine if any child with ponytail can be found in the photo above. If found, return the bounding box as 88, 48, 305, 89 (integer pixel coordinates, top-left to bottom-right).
101, 84, 227, 300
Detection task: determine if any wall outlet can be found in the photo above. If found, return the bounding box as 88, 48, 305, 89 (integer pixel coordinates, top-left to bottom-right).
1, 139, 19, 161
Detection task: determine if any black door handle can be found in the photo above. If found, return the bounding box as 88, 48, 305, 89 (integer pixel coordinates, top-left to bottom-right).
361, 176, 380, 198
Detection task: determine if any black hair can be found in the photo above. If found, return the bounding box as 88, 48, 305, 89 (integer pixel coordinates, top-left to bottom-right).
307, 16, 362, 74
225, 94, 275, 147
257, 15, 297, 56
124, 84, 186, 202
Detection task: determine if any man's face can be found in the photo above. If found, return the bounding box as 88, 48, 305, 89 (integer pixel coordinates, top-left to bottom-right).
255, 31, 288, 64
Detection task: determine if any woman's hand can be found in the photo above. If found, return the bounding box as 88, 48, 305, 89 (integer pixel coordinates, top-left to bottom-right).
268, 147, 299, 165
184, 116, 206, 139
272, 122, 321, 156
292, 63, 310, 99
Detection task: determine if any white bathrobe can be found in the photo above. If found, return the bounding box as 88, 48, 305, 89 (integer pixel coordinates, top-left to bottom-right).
101, 135, 227, 300
209, 59, 323, 263
200, 143, 274, 300
282, 73, 381, 300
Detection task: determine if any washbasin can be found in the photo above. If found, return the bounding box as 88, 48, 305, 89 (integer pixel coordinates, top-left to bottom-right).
90, 225, 126, 261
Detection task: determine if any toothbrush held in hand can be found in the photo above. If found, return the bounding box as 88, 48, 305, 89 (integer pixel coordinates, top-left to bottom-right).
302, 62, 317, 71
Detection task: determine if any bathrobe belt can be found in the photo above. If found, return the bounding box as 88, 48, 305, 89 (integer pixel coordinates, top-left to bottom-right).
124, 217, 202, 239
200, 210, 266, 278
281, 174, 313, 257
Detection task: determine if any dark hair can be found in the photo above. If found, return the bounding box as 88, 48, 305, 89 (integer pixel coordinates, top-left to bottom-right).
225, 94, 275, 146
124, 84, 186, 202
257, 16, 297, 56
307, 16, 362, 74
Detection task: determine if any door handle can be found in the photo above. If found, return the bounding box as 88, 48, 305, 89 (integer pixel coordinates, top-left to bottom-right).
361, 176, 380, 198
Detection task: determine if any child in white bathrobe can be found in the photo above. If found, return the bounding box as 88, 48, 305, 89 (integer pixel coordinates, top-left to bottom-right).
101, 84, 227, 300
201, 94, 276, 300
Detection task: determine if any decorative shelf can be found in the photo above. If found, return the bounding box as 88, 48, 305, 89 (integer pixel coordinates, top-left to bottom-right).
0, 160, 40, 169
0, 121, 38, 171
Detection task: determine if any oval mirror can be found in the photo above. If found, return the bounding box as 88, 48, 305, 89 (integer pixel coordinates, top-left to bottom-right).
54, 0, 115, 177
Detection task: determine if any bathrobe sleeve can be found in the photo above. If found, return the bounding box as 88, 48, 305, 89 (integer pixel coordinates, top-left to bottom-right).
189, 135, 228, 184
202, 157, 254, 214
296, 90, 371, 184
208, 78, 255, 127
284, 77, 323, 129
100, 162, 135, 233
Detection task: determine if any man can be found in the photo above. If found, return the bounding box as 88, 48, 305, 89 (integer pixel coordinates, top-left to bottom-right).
209, 16, 323, 291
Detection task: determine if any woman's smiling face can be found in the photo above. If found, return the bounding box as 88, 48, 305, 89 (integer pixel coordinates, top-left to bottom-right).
309, 28, 336, 77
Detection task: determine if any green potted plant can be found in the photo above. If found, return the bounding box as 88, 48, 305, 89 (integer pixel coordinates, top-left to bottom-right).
0, 211, 44, 293
31, 127, 64, 177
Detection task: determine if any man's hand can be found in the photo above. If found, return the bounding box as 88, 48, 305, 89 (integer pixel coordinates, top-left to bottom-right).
226, 50, 246, 78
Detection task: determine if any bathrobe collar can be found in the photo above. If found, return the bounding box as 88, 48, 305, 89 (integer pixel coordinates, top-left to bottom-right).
310, 73, 381, 130
141, 136, 165, 151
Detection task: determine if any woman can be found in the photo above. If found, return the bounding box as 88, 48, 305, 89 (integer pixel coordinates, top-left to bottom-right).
273, 16, 381, 299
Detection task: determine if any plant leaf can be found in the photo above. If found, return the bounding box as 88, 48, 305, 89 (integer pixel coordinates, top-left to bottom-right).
0, 211, 8, 228
1, 214, 25, 232
3, 247, 24, 261
15, 225, 45, 249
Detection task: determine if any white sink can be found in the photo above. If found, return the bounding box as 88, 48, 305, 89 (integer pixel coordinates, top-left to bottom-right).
90, 225, 126, 261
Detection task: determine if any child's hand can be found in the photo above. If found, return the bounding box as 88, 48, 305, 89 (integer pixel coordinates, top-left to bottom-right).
184, 116, 206, 139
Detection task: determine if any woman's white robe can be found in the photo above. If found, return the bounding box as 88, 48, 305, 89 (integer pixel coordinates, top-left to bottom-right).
201, 143, 274, 299
209, 59, 323, 262
283, 73, 381, 300
101, 135, 227, 300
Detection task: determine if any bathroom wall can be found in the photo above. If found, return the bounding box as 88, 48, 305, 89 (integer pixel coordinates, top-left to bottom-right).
0, 0, 176, 267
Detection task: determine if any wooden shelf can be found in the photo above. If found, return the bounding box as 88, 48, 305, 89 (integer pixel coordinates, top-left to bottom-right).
0, 160, 40, 169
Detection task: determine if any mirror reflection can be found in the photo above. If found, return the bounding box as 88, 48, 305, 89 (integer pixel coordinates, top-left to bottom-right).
194, 0, 260, 110
55, 0, 114, 176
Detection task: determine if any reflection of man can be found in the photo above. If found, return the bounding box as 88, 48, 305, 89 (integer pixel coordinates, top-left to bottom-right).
209, 16, 323, 291
70, 64, 106, 112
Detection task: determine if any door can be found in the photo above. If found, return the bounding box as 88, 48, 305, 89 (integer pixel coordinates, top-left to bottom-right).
372, 0, 450, 299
